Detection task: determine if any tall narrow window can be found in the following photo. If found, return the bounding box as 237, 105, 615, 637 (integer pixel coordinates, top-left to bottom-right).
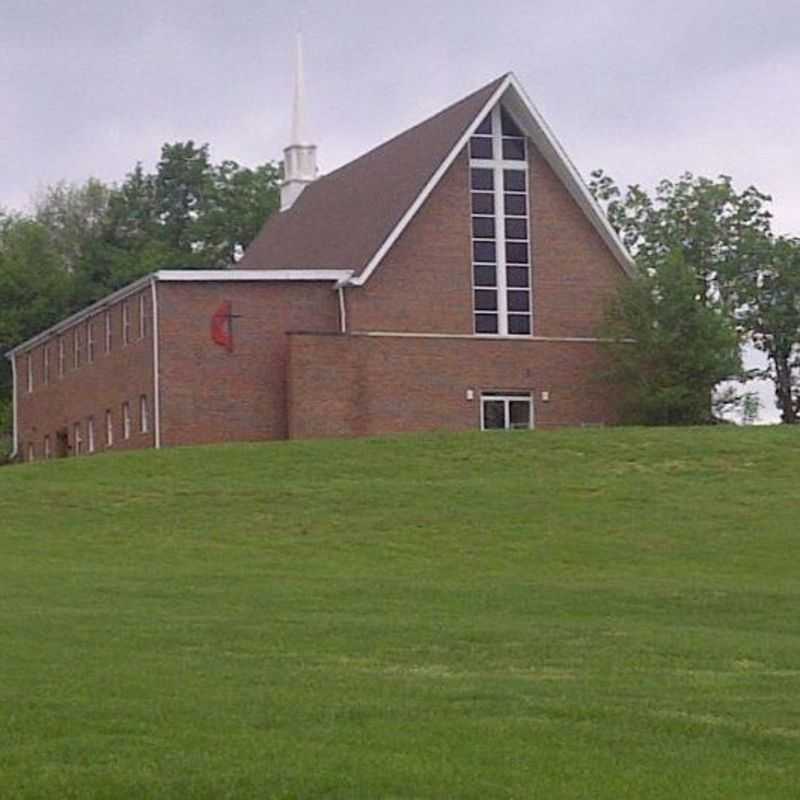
106, 410, 114, 447
87, 321, 95, 364
73, 422, 83, 455
105, 310, 112, 354
122, 302, 131, 346
58, 337, 65, 378
139, 294, 148, 339
27, 355, 33, 393
73, 328, 81, 368
44, 435, 52, 459
122, 402, 131, 439
469, 105, 532, 336
139, 394, 149, 434
87, 417, 96, 454
43, 345, 50, 385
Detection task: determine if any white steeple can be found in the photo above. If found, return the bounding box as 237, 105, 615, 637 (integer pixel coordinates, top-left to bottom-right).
281, 32, 318, 212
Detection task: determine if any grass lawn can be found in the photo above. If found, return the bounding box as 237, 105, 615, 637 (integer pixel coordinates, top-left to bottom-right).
1, 426, 799, 798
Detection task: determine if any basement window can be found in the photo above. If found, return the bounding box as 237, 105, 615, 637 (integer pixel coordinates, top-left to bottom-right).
481, 392, 533, 431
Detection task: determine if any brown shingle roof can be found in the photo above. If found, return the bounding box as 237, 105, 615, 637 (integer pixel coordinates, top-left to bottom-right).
238, 75, 508, 275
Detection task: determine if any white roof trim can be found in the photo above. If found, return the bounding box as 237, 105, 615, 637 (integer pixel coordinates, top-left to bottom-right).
5, 269, 355, 358
349, 73, 634, 286
350, 76, 513, 287
157, 269, 354, 282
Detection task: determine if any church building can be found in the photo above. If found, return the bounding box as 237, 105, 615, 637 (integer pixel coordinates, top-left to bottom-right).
6, 65, 634, 461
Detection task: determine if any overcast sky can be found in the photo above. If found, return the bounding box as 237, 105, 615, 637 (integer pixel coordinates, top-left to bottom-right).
3, 0, 797, 419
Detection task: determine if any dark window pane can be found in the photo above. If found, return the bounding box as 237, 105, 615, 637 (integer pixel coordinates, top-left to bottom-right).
504, 170, 526, 192
501, 107, 523, 137
473, 240, 496, 263
470, 137, 494, 159
475, 314, 499, 334
506, 242, 529, 264
509, 400, 531, 429
474, 265, 497, 286
471, 168, 494, 191
507, 266, 530, 288
483, 400, 506, 429
505, 218, 528, 240
475, 114, 492, 136
507, 290, 530, 312
472, 217, 495, 239
472, 193, 494, 215
505, 193, 527, 216
502, 138, 526, 160
508, 314, 531, 335
474, 289, 498, 311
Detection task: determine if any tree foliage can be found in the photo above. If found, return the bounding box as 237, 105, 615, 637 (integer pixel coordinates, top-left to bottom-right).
0, 143, 280, 447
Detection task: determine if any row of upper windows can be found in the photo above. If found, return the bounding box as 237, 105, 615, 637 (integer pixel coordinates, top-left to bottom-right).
25, 395, 150, 462
24, 294, 150, 394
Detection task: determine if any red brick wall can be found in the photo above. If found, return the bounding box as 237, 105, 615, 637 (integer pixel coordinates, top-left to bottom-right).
288, 333, 621, 439
15, 289, 155, 461
157, 280, 339, 446
345, 143, 626, 337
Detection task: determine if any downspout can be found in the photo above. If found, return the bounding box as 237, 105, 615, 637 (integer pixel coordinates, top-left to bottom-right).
9, 353, 19, 460
337, 285, 348, 333
150, 277, 162, 450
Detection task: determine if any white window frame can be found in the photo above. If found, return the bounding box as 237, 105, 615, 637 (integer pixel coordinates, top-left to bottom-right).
469, 104, 532, 337
480, 392, 534, 431
122, 302, 131, 346
139, 294, 147, 339
87, 321, 95, 364
105, 310, 112, 354
87, 417, 96, 454
106, 409, 114, 447
139, 394, 149, 434
122, 402, 131, 439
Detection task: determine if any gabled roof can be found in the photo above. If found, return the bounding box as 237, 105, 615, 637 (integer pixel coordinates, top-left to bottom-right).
238, 75, 508, 275
240, 73, 635, 282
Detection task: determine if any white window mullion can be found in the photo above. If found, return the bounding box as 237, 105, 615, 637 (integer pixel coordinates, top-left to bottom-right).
491, 105, 508, 335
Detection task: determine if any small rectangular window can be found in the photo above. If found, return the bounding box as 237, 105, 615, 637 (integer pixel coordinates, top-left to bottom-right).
502, 138, 526, 161
139, 295, 148, 339
472, 217, 496, 239
87, 417, 95, 454
508, 314, 531, 335
470, 168, 494, 191
504, 194, 527, 216
73, 422, 83, 455
503, 170, 526, 192
105, 311, 112, 354
506, 242, 529, 264
43, 346, 50, 385
469, 137, 494, 160
505, 218, 528, 241
507, 266, 530, 288
139, 395, 149, 434
73, 328, 81, 369
122, 402, 131, 439
122, 302, 131, 346
481, 392, 533, 431
471, 193, 494, 215
473, 241, 496, 263
507, 290, 531, 312
106, 410, 114, 447
58, 338, 65, 378
474, 289, 498, 311
473, 265, 497, 287
27, 355, 33, 393
87, 322, 95, 364
475, 314, 499, 334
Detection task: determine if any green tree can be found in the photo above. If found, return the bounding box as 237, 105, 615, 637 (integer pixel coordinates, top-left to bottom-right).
737, 237, 800, 423
602, 250, 743, 425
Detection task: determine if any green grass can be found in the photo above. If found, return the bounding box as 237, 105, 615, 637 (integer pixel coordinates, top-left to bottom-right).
1, 426, 799, 798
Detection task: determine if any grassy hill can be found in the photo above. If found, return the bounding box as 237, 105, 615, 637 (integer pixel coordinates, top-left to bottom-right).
1, 427, 799, 799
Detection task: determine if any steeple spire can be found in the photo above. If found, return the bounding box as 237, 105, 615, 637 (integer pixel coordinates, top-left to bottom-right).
281, 32, 318, 211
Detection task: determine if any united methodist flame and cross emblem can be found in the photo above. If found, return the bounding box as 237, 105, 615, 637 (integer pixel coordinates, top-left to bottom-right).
210, 301, 242, 353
